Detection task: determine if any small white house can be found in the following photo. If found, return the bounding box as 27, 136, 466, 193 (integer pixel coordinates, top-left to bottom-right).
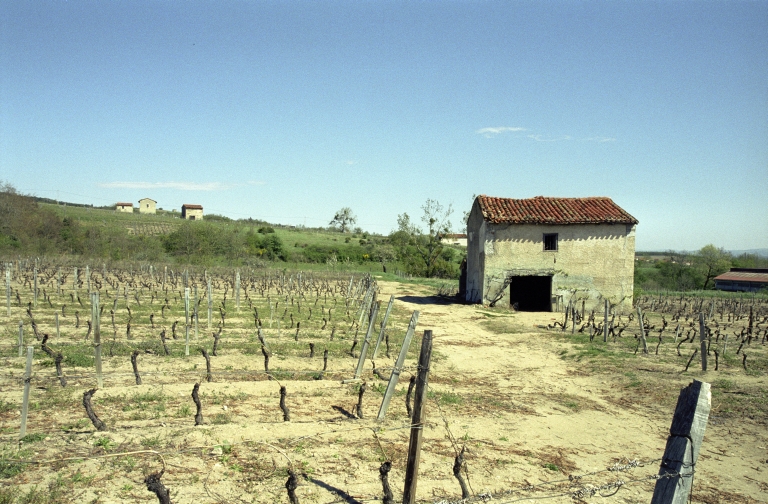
181, 204, 203, 220
115, 202, 133, 213
441, 234, 468, 247
138, 198, 157, 214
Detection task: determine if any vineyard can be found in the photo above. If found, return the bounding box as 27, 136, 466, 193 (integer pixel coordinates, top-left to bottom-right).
1, 260, 767, 503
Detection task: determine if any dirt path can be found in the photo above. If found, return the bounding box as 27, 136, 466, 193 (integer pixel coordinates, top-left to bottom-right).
378, 280, 767, 503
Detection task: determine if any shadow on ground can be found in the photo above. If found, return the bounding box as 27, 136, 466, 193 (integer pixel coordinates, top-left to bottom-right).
308, 477, 363, 504
396, 295, 461, 306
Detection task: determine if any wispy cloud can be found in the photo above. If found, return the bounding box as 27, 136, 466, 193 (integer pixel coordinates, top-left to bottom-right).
583, 136, 616, 143
99, 181, 264, 191
527, 134, 572, 142
476, 126, 527, 137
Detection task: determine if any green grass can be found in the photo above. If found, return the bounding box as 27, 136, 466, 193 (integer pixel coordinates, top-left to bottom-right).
428, 390, 463, 406
20, 433, 46, 444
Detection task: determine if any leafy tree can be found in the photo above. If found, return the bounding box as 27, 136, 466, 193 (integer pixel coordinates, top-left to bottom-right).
329, 207, 357, 233
695, 244, 732, 289
390, 199, 458, 278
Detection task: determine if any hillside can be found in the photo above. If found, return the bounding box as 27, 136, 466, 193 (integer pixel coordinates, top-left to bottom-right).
0, 192, 464, 279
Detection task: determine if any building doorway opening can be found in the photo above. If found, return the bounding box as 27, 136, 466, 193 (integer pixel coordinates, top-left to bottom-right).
509, 275, 552, 312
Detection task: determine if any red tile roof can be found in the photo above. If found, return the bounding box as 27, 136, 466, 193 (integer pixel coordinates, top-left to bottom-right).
714, 271, 768, 283
116, 202, 133, 207
477, 195, 638, 225
182, 204, 203, 210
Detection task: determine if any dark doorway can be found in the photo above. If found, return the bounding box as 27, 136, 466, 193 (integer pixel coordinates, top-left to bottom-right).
509, 275, 552, 312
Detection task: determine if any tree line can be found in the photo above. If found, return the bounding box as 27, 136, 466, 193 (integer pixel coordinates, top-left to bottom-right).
635, 244, 768, 292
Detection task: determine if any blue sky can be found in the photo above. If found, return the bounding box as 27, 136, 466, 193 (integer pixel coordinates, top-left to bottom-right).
2, 1, 766, 251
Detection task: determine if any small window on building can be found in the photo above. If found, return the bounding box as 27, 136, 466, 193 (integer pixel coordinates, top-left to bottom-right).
543, 233, 558, 251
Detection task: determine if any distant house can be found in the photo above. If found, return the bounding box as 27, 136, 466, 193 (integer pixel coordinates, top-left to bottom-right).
115, 202, 133, 213
181, 204, 203, 220
441, 233, 468, 247
138, 198, 157, 214
465, 195, 638, 312
714, 268, 768, 293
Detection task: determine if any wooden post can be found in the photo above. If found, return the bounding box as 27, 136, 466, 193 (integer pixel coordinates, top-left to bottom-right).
194, 286, 198, 341
354, 301, 381, 379
638, 306, 648, 354
235, 270, 241, 313
92, 292, 103, 388
33, 266, 37, 308
207, 280, 212, 330
372, 295, 395, 360
20, 345, 33, 438
377, 311, 419, 420
571, 304, 576, 334
603, 299, 609, 343
184, 288, 190, 357
55, 312, 60, 339
86, 265, 90, 294
6, 267, 11, 317
402, 330, 433, 504
650, 380, 711, 504
73, 267, 77, 291
18, 321, 23, 357
56, 267, 61, 295
699, 313, 707, 371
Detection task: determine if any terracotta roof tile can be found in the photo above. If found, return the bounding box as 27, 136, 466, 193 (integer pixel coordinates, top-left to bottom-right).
477, 195, 638, 225
182, 204, 203, 209
714, 271, 768, 283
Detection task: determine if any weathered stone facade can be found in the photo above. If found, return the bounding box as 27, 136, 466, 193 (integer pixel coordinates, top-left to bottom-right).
466, 196, 637, 313
115, 202, 133, 213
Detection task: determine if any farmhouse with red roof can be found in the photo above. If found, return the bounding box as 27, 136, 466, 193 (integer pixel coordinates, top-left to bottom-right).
464, 195, 638, 312
115, 202, 133, 213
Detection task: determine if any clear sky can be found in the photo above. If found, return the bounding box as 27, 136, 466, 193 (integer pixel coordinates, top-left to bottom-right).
2, 1, 766, 252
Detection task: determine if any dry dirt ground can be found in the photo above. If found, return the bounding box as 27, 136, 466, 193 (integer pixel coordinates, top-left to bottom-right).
1, 279, 767, 504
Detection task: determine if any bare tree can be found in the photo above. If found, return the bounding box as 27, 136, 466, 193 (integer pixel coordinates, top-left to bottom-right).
329, 207, 357, 233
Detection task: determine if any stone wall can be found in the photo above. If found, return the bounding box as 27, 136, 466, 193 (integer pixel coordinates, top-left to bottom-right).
467, 208, 636, 312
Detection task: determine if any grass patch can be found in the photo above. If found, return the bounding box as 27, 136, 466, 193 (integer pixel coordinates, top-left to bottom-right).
428, 390, 463, 406
20, 433, 46, 444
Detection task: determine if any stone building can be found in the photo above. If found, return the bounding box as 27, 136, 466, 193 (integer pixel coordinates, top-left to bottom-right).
138, 198, 157, 214
181, 204, 204, 220
115, 202, 133, 213
465, 195, 638, 312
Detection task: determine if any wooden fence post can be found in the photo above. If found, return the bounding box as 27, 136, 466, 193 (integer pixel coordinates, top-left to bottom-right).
377, 311, 419, 420
650, 380, 711, 504
207, 280, 212, 330
699, 313, 707, 371
92, 292, 103, 388
402, 330, 433, 504
33, 266, 37, 308
353, 301, 380, 379
194, 286, 199, 341
638, 306, 648, 353
20, 346, 33, 438
235, 270, 241, 312
372, 295, 395, 359
184, 288, 190, 357
18, 321, 23, 357
603, 299, 609, 343
6, 267, 10, 317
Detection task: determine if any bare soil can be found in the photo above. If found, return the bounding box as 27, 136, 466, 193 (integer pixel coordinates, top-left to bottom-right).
1, 279, 766, 504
